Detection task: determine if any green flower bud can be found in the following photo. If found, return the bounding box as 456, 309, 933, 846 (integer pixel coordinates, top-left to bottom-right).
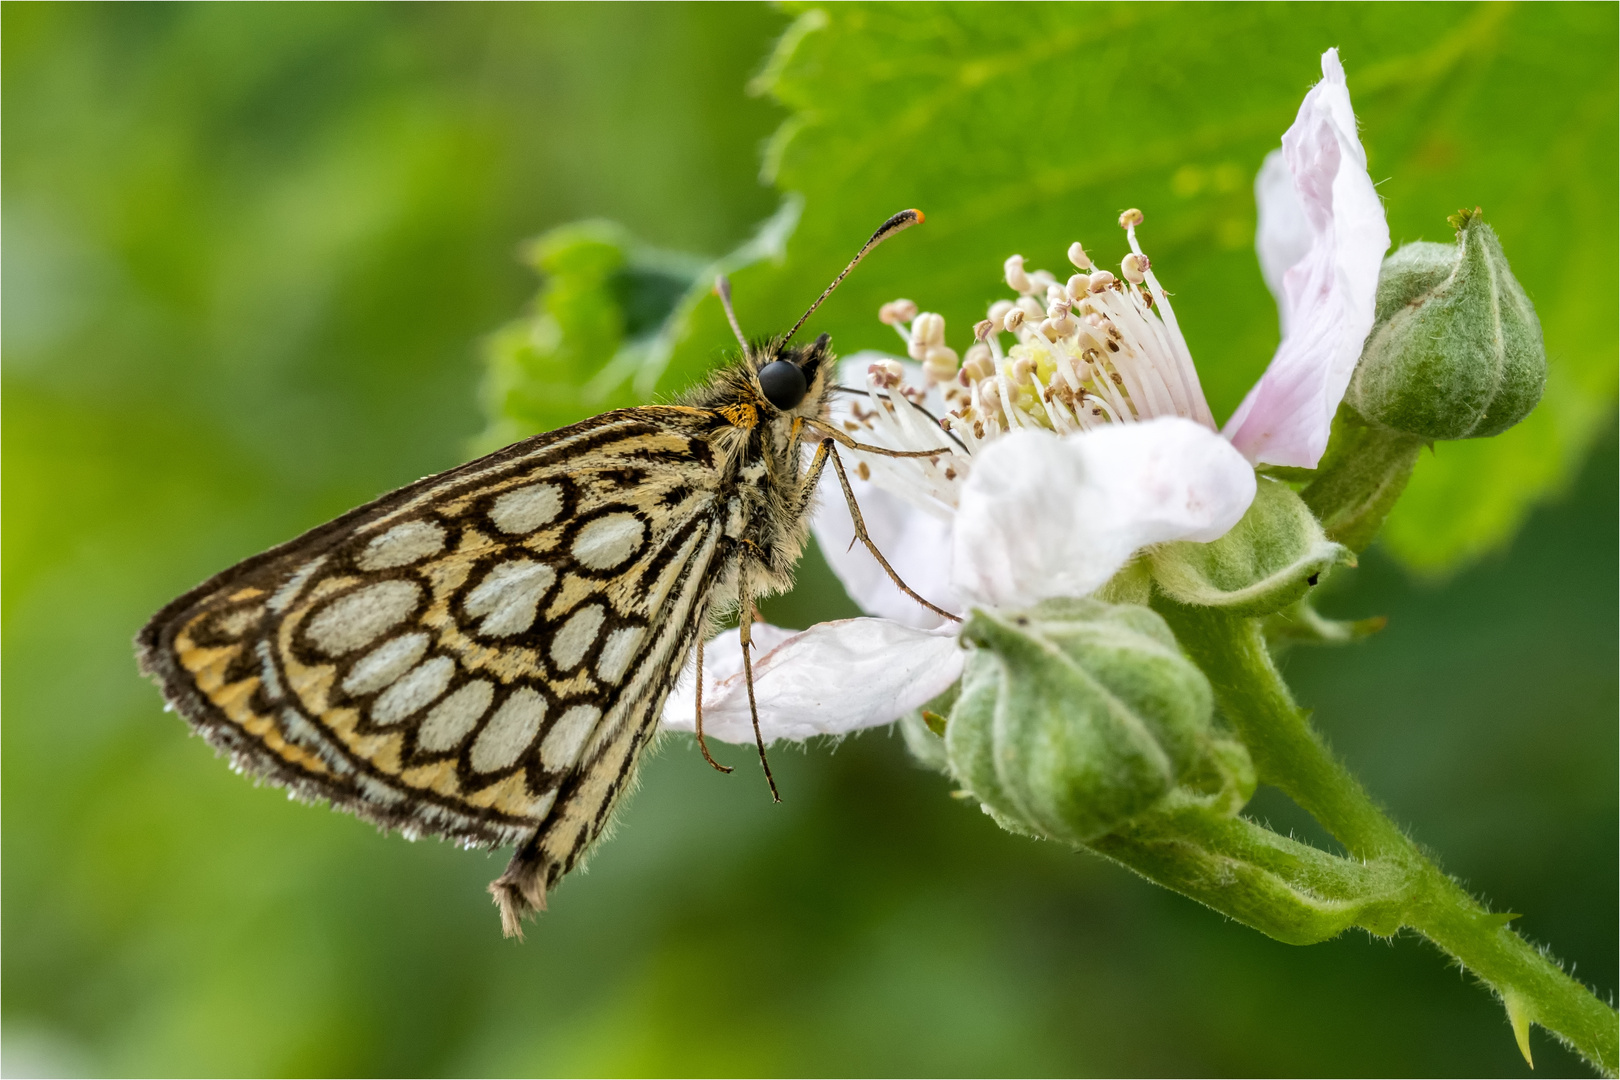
944, 598, 1214, 844
1346, 209, 1546, 441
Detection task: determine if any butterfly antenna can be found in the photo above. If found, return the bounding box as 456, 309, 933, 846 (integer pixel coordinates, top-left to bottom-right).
781, 209, 925, 345
715, 276, 750, 359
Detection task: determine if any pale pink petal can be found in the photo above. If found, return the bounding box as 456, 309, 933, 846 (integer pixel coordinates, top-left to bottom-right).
951, 419, 1256, 609
660, 618, 963, 744
1225, 47, 1390, 469
1253, 149, 1311, 333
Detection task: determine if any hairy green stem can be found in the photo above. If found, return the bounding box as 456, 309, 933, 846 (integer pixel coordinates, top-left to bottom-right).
1156, 603, 1618, 1075
1299, 407, 1425, 553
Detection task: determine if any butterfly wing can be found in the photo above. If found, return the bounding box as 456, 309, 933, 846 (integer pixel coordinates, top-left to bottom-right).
138, 405, 731, 932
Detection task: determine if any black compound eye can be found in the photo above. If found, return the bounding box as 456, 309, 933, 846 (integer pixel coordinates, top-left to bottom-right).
758, 359, 808, 410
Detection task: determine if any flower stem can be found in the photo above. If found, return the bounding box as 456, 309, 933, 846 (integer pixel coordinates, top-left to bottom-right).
1157, 603, 1619, 1075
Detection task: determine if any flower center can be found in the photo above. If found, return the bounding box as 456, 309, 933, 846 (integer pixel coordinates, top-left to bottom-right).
833, 211, 1215, 510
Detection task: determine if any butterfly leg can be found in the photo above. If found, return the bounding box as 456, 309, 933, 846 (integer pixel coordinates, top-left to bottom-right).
693, 634, 733, 775
804, 438, 961, 624
736, 565, 782, 804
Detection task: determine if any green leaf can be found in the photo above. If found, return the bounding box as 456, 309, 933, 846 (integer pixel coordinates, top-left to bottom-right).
476, 199, 801, 451
701, 2, 1615, 576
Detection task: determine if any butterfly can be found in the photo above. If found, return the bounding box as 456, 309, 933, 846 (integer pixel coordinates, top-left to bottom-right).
136, 209, 955, 937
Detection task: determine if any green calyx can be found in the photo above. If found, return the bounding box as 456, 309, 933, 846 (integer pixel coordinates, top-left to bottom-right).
943, 598, 1221, 844
1150, 479, 1352, 615
1347, 208, 1546, 442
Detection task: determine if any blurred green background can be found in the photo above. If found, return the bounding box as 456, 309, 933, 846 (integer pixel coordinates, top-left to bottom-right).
3, 3, 1614, 1076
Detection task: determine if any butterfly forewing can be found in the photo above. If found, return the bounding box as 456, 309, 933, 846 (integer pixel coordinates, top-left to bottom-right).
138, 406, 734, 906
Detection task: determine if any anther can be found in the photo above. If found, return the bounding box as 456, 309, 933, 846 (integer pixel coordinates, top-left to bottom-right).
1017, 296, 1045, 321
1000, 307, 1025, 332
1118, 208, 1144, 228
987, 300, 1015, 328
1066, 274, 1089, 302
922, 345, 959, 384
1067, 241, 1093, 270
1122, 253, 1150, 284
906, 312, 945, 361
1029, 270, 1059, 294
1004, 255, 1033, 295
868, 359, 904, 388
973, 318, 995, 342
879, 299, 919, 325
962, 347, 995, 381
1088, 270, 1117, 293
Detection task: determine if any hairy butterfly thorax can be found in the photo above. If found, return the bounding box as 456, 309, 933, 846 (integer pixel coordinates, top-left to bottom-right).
136, 209, 952, 937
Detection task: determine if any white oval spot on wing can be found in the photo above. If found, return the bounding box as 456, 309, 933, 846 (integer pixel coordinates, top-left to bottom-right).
372, 656, 456, 726
550, 604, 605, 670
470, 687, 547, 772
489, 483, 563, 535
463, 559, 556, 637
343, 632, 431, 695
571, 512, 646, 571
304, 579, 422, 656
596, 625, 645, 685
540, 704, 601, 772
357, 520, 446, 571
417, 680, 493, 752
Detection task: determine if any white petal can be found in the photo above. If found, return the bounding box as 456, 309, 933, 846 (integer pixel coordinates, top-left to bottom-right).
660, 619, 963, 744
810, 351, 964, 628
950, 420, 1256, 609
812, 469, 960, 628
1226, 47, 1390, 469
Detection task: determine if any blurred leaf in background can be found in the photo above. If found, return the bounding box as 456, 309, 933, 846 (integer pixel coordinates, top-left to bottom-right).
3, 3, 1613, 1078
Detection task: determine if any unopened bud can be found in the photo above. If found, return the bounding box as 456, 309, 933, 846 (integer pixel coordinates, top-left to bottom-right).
1067, 241, 1093, 270
1347, 211, 1546, 440
1004, 255, 1033, 294
945, 599, 1215, 844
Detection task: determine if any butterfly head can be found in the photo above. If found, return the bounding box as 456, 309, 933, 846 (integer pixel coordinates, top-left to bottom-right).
753, 332, 832, 418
